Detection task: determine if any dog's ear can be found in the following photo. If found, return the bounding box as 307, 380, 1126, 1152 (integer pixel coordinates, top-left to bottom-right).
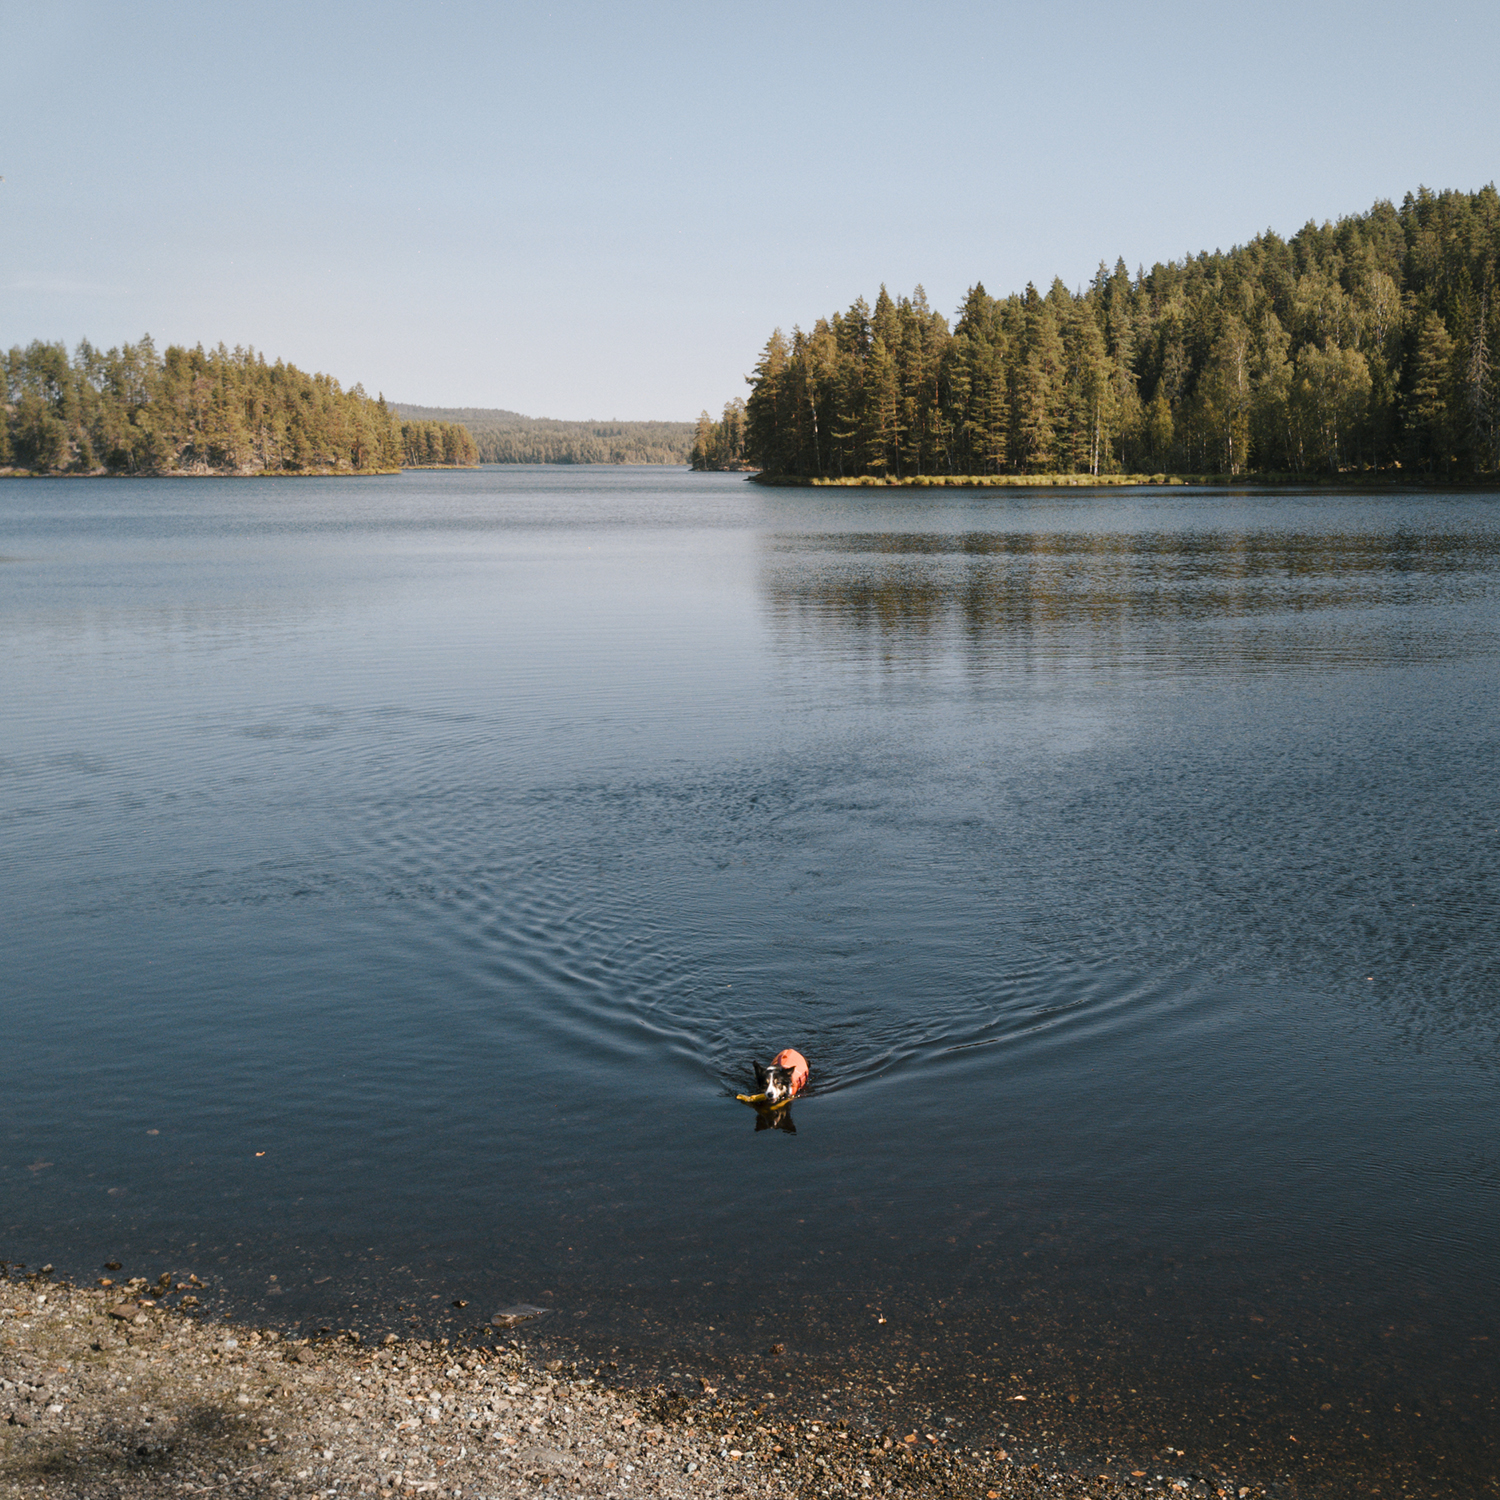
753, 1062, 769, 1088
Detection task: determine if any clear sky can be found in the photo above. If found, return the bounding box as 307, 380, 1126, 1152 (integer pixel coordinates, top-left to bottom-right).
2, 0, 1496, 420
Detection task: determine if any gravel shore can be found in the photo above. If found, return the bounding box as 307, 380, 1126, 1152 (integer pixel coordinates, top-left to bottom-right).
1, 1271, 1262, 1500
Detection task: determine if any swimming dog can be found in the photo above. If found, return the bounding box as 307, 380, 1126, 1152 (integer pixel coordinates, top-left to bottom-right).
737, 1048, 809, 1109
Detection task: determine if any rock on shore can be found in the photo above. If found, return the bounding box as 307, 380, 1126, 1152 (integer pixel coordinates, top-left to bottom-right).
1, 1274, 1250, 1500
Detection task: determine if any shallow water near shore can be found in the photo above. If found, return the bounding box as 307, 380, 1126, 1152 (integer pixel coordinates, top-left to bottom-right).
3, 468, 1498, 1495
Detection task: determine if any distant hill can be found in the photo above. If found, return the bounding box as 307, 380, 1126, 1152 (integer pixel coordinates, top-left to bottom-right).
395, 404, 530, 423
393, 404, 694, 465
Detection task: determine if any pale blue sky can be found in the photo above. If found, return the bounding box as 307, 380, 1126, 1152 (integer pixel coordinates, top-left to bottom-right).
2, 0, 1495, 419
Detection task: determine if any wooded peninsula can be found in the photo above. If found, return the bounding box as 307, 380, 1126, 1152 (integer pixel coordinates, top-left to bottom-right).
693, 185, 1500, 482
0, 339, 476, 477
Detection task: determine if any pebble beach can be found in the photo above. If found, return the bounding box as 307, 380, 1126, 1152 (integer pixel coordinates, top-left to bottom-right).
0, 1269, 1269, 1500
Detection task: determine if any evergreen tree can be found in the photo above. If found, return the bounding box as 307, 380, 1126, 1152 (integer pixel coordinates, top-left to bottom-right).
1465, 288, 1497, 472
1061, 296, 1116, 475
1406, 312, 1455, 474
867, 289, 904, 476
744, 329, 793, 475
1012, 285, 1064, 472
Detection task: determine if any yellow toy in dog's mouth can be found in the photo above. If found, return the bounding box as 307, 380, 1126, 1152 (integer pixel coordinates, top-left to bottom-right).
735, 1091, 793, 1110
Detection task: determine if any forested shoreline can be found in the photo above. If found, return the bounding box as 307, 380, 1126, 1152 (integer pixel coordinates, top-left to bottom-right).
0, 339, 476, 476
396, 405, 694, 464
399, 418, 479, 468
693, 186, 1500, 481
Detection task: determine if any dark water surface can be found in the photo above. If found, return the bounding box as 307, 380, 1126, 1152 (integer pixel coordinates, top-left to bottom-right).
3, 470, 1498, 1495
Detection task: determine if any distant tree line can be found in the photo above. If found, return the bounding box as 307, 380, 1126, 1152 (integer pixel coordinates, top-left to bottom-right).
0, 338, 451, 475
395, 405, 694, 464
400, 419, 478, 467
700, 186, 1499, 480
472, 423, 689, 464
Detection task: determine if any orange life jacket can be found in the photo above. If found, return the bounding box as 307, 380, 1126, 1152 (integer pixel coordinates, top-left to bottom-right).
773, 1048, 809, 1097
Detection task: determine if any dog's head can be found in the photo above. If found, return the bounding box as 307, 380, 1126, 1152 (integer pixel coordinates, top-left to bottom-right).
753, 1060, 798, 1106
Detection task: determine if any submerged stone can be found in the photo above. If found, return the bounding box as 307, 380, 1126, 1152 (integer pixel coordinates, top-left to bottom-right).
491, 1303, 552, 1328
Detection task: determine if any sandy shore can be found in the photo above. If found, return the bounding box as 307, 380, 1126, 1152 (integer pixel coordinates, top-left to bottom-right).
1, 1271, 1257, 1500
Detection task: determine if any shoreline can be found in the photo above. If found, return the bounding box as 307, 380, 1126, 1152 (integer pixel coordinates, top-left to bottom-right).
0, 469, 408, 480
7, 466, 1489, 488
748, 471, 1498, 489
0, 467, 420, 480
1, 1272, 1264, 1500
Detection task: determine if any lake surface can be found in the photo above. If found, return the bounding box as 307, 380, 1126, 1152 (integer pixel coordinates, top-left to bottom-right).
3, 468, 1498, 1495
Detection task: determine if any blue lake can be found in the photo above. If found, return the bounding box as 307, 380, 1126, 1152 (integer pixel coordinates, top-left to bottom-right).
3, 468, 1498, 1495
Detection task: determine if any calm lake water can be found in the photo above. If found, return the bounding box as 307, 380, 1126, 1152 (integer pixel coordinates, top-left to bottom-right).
3, 469, 1498, 1495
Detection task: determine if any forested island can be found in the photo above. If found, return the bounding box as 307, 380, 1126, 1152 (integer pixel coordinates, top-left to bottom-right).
396, 405, 694, 464
0, 338, 476, 476
693, 185, 1499, 482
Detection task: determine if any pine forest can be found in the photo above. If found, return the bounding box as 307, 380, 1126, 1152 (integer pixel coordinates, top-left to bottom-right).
1, 338, 476, 477
693, 186, 1500, 482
